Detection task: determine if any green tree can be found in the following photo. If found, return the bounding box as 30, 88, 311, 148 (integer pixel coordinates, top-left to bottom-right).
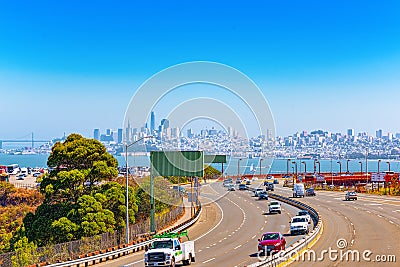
17, 134, 123, 246
42, 134, 118, 203
11, 236, 38, 267
204, 165, 221, 179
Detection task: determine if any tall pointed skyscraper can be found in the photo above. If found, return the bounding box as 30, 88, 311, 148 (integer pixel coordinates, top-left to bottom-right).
150, 111, 155, 133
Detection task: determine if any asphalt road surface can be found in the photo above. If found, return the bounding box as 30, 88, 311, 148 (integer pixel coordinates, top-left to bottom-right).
96, 181, 307, 267
275, 185, 400, 267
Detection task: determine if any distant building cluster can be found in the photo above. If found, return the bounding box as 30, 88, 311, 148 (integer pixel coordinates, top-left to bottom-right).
276, 129, 400, 160
92, 115, 400, 159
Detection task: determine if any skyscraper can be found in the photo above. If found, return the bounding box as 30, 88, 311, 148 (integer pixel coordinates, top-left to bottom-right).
125, 120, 131, 142
376, 129, 383, 139
150, 111, 155, 132
117, 128, 123, 143
347, 129, 354, 136
161, 118, 170, 129
93, 129, 100, 140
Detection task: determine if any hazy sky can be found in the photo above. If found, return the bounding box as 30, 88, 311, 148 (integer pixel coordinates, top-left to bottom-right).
1, 0, 399, 140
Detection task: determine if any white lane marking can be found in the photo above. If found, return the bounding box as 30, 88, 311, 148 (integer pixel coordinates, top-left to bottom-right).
353, 230, 356, 235
377, 215, 383, 218
194, 196, 224, 242
202, 257, 216, 264
251, 235, 256, 239
350, 222, 354, 226
366, 211, 371, 213
198, 249, 203, 252
393, 210, 400, 212
126, 259, 144, 265
368, 203, 382, 206
389, 221, 394, 224
234, 245, 242, 249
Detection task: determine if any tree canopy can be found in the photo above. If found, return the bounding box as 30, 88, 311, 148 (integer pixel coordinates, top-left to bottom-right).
16, 134, 134, 247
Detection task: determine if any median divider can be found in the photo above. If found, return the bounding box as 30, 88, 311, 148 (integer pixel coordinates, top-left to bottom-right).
42, 205, 202, 267
246, 188, 323, 267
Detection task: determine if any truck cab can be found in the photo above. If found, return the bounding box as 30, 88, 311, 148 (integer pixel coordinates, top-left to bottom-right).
293, 183, 305, 198
145, 231, 195, 267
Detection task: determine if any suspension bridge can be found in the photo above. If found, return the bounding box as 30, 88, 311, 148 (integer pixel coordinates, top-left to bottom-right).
0, 133, 50, 149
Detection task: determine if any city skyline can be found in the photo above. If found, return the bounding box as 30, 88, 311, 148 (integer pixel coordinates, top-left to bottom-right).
1, 1, 400, 139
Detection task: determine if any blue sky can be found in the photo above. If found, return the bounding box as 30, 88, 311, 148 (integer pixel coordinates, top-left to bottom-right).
1, 0, 399, 140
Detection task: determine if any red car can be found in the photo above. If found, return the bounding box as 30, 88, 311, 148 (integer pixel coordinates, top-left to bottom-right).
258, 232, 286, 255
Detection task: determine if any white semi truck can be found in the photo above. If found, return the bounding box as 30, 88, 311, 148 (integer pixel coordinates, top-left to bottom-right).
144, 231, 195, 267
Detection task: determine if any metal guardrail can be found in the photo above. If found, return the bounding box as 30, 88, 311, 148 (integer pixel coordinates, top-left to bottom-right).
246, 188, 323, 267
42, 206, 202, 267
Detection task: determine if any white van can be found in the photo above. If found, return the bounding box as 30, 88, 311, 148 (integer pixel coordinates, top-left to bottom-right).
293, 183, 305, 198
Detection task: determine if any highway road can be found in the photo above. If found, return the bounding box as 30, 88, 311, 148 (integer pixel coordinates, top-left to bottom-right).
275, 185, 400, 266
96, 181, 308, 267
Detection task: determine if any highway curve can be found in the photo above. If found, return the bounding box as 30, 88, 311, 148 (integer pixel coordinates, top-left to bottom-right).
96, 181, 308, 267
275, 185, 400, 266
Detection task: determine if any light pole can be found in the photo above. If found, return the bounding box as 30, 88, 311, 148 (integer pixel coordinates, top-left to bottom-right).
386, 161, 391, 172
313, 159, 317, 173
125, 136, 153, 244
378, 159, 381, 173
259, 158, 263, 178
301, 161, 307, 174
315, 160, 320, 174
287, 159, 291, 175
337, 161, 342, 176
292, 161, 297, 185
237, 158, 242, 178
359, 161, 363, 174
346, 159, 350, 173
365, 148, 368, 184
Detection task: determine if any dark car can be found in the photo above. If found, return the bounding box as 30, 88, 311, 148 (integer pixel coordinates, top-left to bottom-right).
258, 191, 268, 200
258, 232, 286, 255
305, 188, 316, 196
345, 191, 357, 201
239, 184, 247, 190
265, 182, 274, 191
273, 179, 279, 184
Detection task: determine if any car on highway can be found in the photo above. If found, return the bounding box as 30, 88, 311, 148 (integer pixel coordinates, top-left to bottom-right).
239, 184, 247, 190
345, 191, 357, 201
265, 182, 274, 191
257, 232, 286, 255
273, 179, 279, 184
236, 179, 242, 184
297, 210, 311, 223
267, 175, 274, 179
228, 184, 236, 191
290, 216, 309, 235
258, 191, 268, 200
305, 188, 316, 196
268, 201, 281, 214
254, 188, 264, 197
246, 180, 251, 185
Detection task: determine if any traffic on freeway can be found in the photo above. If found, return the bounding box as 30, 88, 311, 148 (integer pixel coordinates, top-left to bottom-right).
97, 179, 316, 267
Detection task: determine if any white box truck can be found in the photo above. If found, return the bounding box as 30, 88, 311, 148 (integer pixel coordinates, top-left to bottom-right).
293, 183, 305, 198
144, 231, 195, 266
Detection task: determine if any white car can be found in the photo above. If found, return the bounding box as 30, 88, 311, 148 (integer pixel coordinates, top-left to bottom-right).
269, 201, 282, 214
290, 216, 309, 235
254, 188, 264, 197
297, 210, 311, 224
